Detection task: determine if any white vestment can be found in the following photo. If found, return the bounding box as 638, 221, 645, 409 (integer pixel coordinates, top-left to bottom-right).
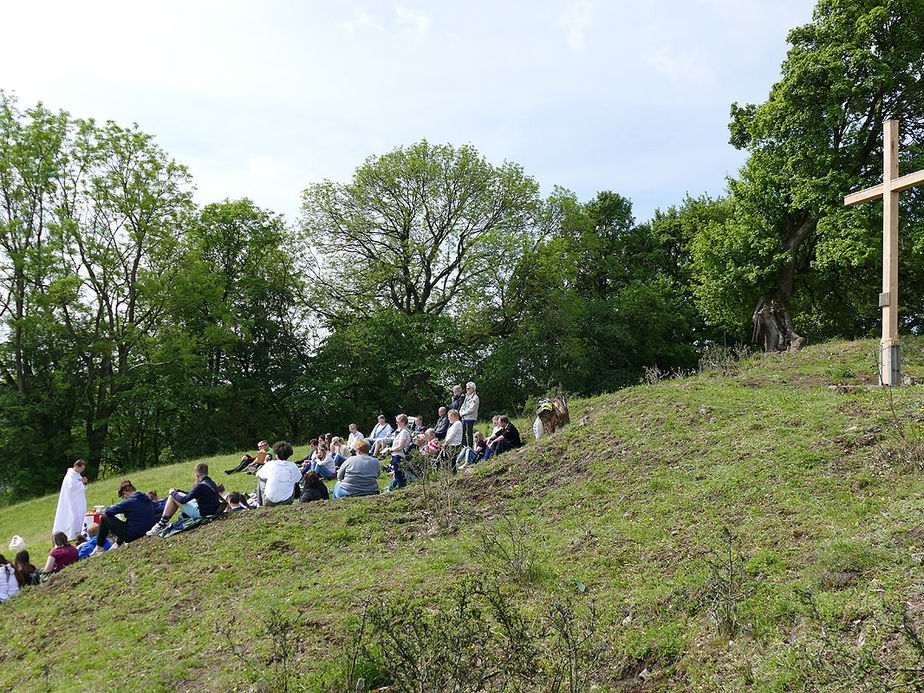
52, 468, 87, 540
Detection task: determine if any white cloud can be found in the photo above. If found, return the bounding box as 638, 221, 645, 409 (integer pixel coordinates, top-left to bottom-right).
560, 0, 594, 52
648, 48, 716, 87
394, 4, 431, 37
339, 8, 375, 34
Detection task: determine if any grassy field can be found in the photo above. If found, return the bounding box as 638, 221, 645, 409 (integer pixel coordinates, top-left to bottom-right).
3, 339, 924, 691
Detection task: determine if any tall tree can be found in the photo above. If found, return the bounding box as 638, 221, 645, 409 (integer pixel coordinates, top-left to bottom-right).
49, 120, 194, 478
718, 0, 924, 350
301, 140, 541, 320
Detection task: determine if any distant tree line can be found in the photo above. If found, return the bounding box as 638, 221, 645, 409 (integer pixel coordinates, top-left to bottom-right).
1, 0, 922, 499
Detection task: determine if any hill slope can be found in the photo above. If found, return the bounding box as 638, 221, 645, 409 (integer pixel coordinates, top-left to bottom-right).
3, 339, 924, 692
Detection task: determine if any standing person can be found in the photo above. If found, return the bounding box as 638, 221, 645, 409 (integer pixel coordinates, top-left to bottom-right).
459, 382, 480, 449
438, 409, 464, 470
386, 414, 412, 491
52, 460, 88, 541
91, 481, 156, 554
256, 442, 302, 507
146, 463, 221, 535
449, 384, 464, 413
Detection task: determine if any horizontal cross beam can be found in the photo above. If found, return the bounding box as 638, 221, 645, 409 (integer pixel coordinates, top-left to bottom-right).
844, 168, 924, 207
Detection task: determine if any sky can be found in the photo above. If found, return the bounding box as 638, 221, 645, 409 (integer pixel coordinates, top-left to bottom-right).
0, 0, 817, 225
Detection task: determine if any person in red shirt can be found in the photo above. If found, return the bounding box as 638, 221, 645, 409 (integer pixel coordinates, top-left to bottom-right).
42, 532, 79, 574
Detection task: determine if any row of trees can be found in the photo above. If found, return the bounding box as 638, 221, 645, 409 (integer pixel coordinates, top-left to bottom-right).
2, 0, 922, 499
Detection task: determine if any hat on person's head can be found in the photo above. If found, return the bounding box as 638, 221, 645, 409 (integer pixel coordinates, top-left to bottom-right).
8, 535, 25, 552
377, 414, 386, 420
258, 440, 269, 447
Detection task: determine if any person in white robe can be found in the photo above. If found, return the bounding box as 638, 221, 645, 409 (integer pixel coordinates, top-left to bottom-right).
52, 460, 88, 540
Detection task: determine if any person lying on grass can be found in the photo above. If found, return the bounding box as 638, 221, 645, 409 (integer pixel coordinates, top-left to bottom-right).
255, 441, 302, 507
147, 463, 222, 535
224, 440, 275, 475
333, 438, 381, 499
90, 480, 156, 554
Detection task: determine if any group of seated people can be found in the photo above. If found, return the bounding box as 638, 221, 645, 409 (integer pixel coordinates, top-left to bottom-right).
2, 382, 524, 600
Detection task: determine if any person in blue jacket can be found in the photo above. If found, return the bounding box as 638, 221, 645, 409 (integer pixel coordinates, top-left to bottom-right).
90, 480, 156, 555
77, 522, 111, 559
146, 462, 221, 535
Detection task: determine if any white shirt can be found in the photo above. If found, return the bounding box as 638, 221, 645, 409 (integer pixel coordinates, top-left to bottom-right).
370, 422, 393, 439
347, 430, 364, 450
0, 565, 19, 603
445, 421, 463, 446
317, 452, 336, 474
256, 460, 302, 504
53, 468, 87, 540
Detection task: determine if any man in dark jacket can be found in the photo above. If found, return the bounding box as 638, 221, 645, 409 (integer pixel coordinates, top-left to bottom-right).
146, 462, 222, 535
484, 415, 522, 459
448, 385, 464, 414
90, 480, 156, 554
433, 406, 450, 440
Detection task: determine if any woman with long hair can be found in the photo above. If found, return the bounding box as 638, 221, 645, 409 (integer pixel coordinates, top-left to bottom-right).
0, 554, 20, 602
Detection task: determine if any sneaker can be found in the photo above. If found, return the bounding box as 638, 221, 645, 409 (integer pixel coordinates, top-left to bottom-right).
146, 520, 167, 536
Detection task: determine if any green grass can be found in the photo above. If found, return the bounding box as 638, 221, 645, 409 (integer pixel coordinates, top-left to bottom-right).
4, 338, 924, 691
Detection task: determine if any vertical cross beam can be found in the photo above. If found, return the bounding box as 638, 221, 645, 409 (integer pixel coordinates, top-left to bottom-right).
881, 120, 900, 386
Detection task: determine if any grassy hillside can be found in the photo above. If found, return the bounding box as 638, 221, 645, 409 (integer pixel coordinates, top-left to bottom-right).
4, 339, 924, 691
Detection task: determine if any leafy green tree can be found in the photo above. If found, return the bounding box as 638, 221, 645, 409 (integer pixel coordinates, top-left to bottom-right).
715, 0, 924, 350
49, 120, 195, 477
301, 140, 541, 320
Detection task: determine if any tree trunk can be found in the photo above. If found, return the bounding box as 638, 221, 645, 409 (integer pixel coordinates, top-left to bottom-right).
752, 218, 815, 353
751, 295, 806, 352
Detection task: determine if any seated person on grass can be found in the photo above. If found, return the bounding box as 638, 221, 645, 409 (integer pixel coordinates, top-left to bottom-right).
457, 430, 487, 469
422, 429, 440, 458
13, 550, 36, 588
256, 441, 302, 507
433, 406, 449, 440
367, 415, 394, 457
346, 423, 364, 454
0, 555, 19, 603
147, 463, 222, 535
333, 439, 381, 498
311, 442, 337, 480
42, 532, 79, 574
78, 523, 111, 560
299, 470, 330, 503
484, 415, 522, 459
91, 480, 156, 555
227, 491, 249, 512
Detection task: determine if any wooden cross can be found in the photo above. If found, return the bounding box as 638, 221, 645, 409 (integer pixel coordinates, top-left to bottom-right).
844, 119, 924, 386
